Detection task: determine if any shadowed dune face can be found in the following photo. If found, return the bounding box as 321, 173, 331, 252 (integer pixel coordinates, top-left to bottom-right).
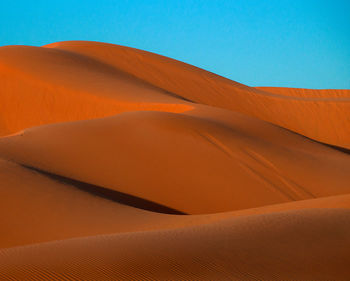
1, 156, 350, 250
1, 40, 350, 280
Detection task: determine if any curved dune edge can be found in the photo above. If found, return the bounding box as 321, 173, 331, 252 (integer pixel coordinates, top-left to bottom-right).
0, 45, 193, 137
1, 209, 349, 280
1, 156, 350, 250
0, 41, 349, 147
256, 87, 350, 98
45, 41, 350, 148
1, 110, 350, 214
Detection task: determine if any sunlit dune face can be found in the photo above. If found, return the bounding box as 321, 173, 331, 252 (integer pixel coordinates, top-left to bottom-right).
0, 45, 193, 137
0, 41, 350, 280
43, 41, 350, 149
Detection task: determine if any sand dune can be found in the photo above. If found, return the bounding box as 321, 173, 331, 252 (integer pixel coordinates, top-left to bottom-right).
1, 157, 349, 250
0, 45, 192, 136
1, 110, 350, 214
257, 86, 350, 98
2, 41, 350, 147
0, 40, 349, 280
45, 41, 350, 148
1, 209, 349, 280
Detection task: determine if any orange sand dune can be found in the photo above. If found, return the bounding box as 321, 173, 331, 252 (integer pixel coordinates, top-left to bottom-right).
1, 157, 350, 250
257, 86, 350, 98
45, 41, 350, 148
1, 40, 350, 280
0, 45, 192, 136
1, 110, 350, 214
1, 209, 349, 280
1, 41, 350, 147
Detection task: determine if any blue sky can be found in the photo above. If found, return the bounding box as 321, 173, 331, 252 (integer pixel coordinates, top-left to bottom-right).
0, 0, 349, 89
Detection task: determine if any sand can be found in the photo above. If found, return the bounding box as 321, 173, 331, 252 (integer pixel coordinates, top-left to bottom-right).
0, 40, 349, 280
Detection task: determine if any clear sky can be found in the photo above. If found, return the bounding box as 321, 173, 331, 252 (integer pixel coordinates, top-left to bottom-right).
0, 0, 349, 89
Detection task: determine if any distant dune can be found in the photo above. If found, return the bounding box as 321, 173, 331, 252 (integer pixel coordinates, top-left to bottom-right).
0, 41, 349, 280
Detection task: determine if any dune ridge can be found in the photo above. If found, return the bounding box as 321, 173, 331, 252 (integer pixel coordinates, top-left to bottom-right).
45, 41, 350, 148
1, 40, 349, 280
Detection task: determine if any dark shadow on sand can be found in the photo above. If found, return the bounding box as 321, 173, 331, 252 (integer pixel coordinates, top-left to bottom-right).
22, 164, 187, 215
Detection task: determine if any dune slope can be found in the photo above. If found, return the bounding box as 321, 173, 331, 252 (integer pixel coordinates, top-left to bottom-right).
1, 157, 350, 249
1, 209, 349, 281
1, 110, 350, 214
45, 41, 350, 148
0, 45, 192, 136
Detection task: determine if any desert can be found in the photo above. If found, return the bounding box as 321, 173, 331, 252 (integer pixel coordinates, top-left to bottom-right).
0, 41, 349, 280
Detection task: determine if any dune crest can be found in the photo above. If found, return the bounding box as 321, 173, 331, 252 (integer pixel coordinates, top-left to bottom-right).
45, 41, 350, 148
